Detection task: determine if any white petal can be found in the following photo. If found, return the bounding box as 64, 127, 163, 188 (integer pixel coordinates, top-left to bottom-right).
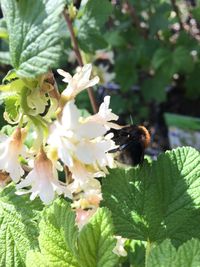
61, 100, 80, 130
39, 182, 54, 205
57, 69, 72, 83
76, 141, 95, 164
78, 122, 107, 139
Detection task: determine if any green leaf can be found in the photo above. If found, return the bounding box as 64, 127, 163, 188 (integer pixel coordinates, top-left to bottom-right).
152, 48, 172, 70
26, 251, 47, 267
4, 94, 19, 121
147, 239, 176, 267
27, 200, 118, 267
26, 198, 79, 267
102, 147, 200, 244
127, 240, 146, 267
78, 27, 108, 53
192, 7, 200, 22
147, 239, 200, 267
81, 0, 113, 28
185, 64, 200, 99
77, 0, 112, 53
141, 75, 168, 103
175, 238, 200, 266
115, 51, 138, 91
1, 0, 65, 78
77, 208, 118, 267
0, 183, 43, 267
173, 46, 194, 73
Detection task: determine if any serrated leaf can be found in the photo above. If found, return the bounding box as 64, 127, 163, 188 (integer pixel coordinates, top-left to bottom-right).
1, 0, 65, 78
27, 200, 118, 267
4, 94, 19, 120
147, 239, 200, 267
0, 183, 43, 267
147, 239, 176, 267
175, 238, 200, 266
26, 198, 79, 267
102, 147, 200, 244
77, 208, 118, 267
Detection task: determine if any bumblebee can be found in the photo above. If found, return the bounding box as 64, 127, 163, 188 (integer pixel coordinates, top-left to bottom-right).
110, 125, 151, 166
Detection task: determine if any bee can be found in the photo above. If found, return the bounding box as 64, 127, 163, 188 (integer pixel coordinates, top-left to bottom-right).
110, 125, 151, 166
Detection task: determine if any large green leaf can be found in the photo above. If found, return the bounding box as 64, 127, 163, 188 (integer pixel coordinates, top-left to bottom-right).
77, 208, 118, 267
0, 184, 43, 267
1, 0, 65, 77
147, 239, 200, 267
102, 147, 200, 244
27, 199, 118, 267
26, 199, 79, 267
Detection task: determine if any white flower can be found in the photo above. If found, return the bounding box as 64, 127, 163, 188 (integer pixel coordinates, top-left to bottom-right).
75, 137, 116, 166
85, 96, 121, 130
48, 99, 117, 169
16, 149, 72, 205
57, 64, 99, 100
113, 236, 127, 257
0, 128, 26, 183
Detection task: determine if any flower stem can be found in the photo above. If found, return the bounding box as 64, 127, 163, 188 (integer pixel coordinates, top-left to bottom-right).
63, 9, 98, 114
145, 239, 152, 266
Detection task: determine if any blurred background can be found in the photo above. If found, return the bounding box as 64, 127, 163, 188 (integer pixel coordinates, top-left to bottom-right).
0, 0, 200, 156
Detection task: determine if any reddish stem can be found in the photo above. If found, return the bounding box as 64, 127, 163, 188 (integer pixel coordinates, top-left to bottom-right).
63, 9, 98, 113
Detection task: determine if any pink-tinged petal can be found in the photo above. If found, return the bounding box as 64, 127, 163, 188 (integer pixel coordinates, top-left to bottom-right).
16, 150, 71, 205
39, 181, 54, 205
0, 128, 27, 183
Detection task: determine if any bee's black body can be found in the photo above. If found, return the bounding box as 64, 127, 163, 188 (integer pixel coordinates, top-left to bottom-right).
110, 125, 150, 166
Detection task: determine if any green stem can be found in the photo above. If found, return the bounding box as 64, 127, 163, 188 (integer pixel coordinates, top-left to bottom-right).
145, 239, 152, 267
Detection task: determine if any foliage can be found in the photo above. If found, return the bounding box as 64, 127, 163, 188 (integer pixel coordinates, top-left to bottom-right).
0, 1, 199, 267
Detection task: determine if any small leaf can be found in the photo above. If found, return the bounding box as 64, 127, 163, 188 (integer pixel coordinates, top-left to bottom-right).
0, 183, 43, 267
1, 0, 65, 77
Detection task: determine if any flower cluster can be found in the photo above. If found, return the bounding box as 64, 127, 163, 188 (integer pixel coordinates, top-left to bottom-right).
0, 63, 120, 228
